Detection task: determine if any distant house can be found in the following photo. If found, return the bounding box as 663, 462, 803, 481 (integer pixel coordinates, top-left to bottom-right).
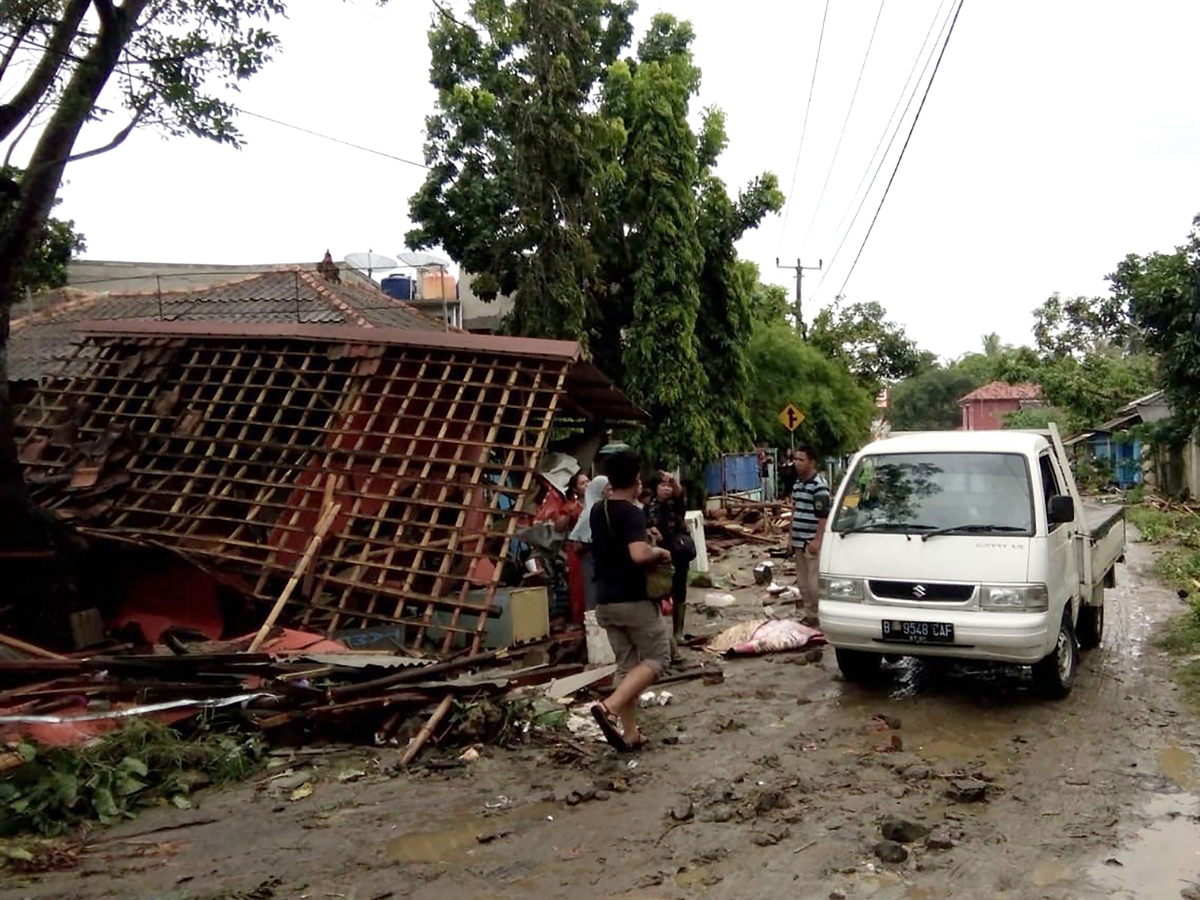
1068, 391, 1200, 496
457, 271, 514, 334
958, 382, 1044, 431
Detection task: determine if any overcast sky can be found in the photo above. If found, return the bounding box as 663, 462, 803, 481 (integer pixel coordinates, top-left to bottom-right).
31, 0, 1200, 359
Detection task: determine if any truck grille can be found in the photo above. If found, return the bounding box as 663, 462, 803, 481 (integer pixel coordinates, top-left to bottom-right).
868, 580, 974, 602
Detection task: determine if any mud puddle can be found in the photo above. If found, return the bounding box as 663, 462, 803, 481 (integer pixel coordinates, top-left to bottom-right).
1085, 791, 1200, 898
387, 801, 555, 864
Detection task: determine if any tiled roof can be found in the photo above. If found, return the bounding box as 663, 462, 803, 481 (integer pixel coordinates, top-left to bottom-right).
9, 270, 443, 381
958, 381, 1043, 404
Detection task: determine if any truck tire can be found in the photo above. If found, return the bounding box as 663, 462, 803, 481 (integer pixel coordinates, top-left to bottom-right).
836, 648, 882, 682
1077, 603, 1104, 650
1033, 613, 1078, 698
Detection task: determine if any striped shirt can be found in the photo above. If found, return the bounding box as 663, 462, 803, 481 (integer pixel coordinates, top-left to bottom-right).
792, 473, 831, 545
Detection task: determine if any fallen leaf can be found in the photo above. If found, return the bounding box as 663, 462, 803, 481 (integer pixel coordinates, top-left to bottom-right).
290, 783, 314, 801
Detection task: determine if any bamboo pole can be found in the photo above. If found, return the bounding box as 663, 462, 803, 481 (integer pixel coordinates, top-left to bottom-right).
247, 501, 342, 653
400, 695, 454, 766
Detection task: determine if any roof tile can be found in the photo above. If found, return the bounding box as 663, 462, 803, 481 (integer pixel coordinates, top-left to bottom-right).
958, 381, 1043, 403
9, 270, 444, 381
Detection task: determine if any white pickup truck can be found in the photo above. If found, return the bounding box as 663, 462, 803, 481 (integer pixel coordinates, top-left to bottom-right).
817, 426, 1125, 697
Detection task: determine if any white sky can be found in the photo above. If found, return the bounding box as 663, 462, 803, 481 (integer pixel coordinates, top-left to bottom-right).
31, 0, 1200, 359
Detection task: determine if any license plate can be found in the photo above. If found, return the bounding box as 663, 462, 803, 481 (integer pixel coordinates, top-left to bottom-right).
881, 620, 954, 644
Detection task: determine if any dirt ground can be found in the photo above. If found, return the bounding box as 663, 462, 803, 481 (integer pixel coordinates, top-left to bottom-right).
5, 531, 1200, 900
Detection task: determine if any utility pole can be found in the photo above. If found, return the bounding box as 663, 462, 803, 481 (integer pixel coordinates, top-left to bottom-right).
776, 257, 822, 337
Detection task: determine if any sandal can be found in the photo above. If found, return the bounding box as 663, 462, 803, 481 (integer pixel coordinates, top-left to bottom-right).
624, 732, 650, 752
591, 703, 627, 752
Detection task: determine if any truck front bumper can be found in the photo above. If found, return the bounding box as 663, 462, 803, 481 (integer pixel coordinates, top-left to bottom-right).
818, 601, 1054, 664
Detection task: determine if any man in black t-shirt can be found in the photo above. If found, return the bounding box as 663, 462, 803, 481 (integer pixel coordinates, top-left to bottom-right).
590, 450, 672, 752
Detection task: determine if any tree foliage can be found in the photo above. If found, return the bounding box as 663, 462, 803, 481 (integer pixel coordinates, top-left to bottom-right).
408, 2, 787, 470
0, 167, 85, 298
808, 299, 927, 394
1032, 292, 1137, 358
888, 365, 980, 431
746, 320, 874, 457
1114, 215, 1200, 435
0, 0, 295, 545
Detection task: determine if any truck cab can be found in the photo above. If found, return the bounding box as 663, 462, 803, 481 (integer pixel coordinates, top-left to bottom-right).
817, 428, 1125, 697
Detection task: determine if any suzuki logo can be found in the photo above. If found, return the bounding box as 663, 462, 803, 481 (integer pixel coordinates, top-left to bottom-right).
912, 584, 927, 599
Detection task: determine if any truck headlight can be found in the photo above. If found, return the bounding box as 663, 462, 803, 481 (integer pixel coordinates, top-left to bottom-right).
979, 584, 1048, 612
820, 576, 864, 602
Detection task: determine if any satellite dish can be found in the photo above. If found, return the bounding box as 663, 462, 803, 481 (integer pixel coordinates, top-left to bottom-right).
344, 251, 399, 277
395, 250, 450, 270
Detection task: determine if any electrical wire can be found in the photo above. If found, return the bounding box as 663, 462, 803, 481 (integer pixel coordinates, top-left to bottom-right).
834, 0, 966, 297
799, 0, 886, 252
776, 0, 831, 256
0, 29, 430, 170
808, 0, 952, 303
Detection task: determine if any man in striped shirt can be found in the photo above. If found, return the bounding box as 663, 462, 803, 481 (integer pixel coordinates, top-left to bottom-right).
789, 444, 831, 625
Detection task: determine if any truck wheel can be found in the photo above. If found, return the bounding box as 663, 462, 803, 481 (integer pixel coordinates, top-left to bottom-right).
1077, 603, 1104, 650
1033, 614, 1078, 698
836, 648, 882, 682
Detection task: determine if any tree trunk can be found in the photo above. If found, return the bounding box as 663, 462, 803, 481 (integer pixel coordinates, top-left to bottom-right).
0, 1, 148, 549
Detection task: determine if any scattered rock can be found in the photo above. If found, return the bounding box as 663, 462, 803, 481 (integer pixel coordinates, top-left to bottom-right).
874, 840, 909, 864
830, 891, 847, 900
752, 825, 791, 846
945, 779, 989, 803
1181, 886, 1200, 900
476, 829, 512, 844
672, 799, 694, 822
662, 736, 680, 746
594, 790, 610, 802
635, 873, 664, 888
703, 804, 735, 823
881, 817, 930, 843
904, 765, 934, 782
754, 790, 788, 814
888, 786, 908, 799
875, 714, 902, 730
691, 572, 714, 589
804, 648, 825, 664
925, 828, 955, 851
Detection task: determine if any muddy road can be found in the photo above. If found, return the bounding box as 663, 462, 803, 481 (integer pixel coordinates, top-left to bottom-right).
5, 534, 1200, 900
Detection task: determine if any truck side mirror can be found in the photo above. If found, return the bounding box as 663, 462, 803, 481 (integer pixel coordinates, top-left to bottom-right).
1048, 495, 1074, 525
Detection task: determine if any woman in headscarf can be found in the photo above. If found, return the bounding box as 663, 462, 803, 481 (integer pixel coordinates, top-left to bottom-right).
567, 475, 609, 618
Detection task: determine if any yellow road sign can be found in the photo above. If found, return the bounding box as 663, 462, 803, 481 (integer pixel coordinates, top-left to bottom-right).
778, 403, 805, 432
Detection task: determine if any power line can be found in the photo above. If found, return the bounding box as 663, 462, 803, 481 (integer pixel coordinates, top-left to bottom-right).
809, 0, 952, 303
799, 0, 886, 252
835, 0, 966, 297
0, 29, 430, 170
776, 0, 831, 255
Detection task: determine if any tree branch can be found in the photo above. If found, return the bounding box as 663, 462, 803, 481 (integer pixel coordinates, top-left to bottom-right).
0, 0, 91, 142
0, 14, 36, 86
61, 101, 146, 163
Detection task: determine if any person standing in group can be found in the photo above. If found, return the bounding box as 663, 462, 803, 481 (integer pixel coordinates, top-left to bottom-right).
646, 471, 695, 655
567, 475, 610, 614
788, 444, 831, 626
590, 451, 673, 751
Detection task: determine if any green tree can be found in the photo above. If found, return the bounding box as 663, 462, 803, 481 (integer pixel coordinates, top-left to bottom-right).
1032, 291, 1137, 358
0, 167, 86, 297
808, 300, 925, 394
1112, 215, 1200, 435
746, 320, 874, 457
0, 0, 291, 546
888, 365, 982, 431
607, 15, 712, 468
1002, 406, 1071, 431
408, 3, 784, 470
406, 0, 634, 341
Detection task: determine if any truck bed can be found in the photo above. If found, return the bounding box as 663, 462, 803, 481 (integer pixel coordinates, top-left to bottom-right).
1081, 501, 1126, 603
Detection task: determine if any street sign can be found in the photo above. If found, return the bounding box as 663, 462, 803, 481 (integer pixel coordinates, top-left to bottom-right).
778, 403, 805, 432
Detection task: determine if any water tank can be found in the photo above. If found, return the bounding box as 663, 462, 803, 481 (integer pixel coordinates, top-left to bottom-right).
380, 274, 414, 300
420, 269, 456, 300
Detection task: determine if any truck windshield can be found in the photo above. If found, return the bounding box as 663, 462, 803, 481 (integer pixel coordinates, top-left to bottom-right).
832, 452, 1034, 536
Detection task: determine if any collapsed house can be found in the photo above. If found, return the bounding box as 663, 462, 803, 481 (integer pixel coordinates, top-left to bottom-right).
12, 280, 642, 657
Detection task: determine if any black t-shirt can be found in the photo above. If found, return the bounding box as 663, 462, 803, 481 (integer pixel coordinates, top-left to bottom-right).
590, 499, 648, 605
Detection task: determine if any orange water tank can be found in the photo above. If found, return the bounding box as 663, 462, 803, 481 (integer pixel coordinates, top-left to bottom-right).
420, 268, 456, 300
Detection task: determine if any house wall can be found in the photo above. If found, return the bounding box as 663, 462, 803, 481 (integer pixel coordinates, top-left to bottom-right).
960, 398, 1022, 431
458, 271, 514, 329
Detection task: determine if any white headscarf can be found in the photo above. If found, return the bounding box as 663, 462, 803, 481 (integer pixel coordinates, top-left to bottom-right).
568, 475, 609, 543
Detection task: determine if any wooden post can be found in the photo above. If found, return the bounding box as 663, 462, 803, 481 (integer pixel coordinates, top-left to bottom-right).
0, 632, 69, 661
247, 501, 342, 653
400, 695, 454, 766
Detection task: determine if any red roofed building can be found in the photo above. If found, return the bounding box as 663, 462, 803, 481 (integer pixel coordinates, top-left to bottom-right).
958, 382, 1044, 431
